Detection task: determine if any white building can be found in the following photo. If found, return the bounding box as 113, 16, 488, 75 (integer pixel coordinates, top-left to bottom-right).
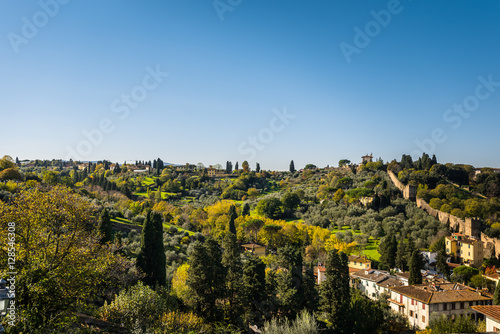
388, 283, 493, 330
472, 305, 500, 332
350, 269, 404, 300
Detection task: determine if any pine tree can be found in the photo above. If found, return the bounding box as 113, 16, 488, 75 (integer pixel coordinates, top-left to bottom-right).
136, 211, 166, 287
256, 162, 261, 173
187, 238, 225, 322
228, 204, 237, 235
320, 249, 351, 333
222, 232, 243, 324
242, 203, 250, 216
97, 208, 113, 243
289, 160, 295, 173
494, 282, 500, 305
408, 250, 423, 285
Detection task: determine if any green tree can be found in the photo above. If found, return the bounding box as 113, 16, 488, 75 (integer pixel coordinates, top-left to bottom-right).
228, 204, 237, 235
338, 159, 351, 167
256, 162, 261, 173
302, 264, 319, 312
436, 249, 450, 279
453, 265, 479, 284
242, 219, 265, 243
494, 281, 500, 305
350, 290, 384, 334
256, 197, 283, 219
378, 234, 397, 270
241, 255, 267, 326
242, 202, 251, 216
187, 238, 225, 322
395, 240, 407, 272
333, 188, 345, 202
289, 160, 295, 173
276, 245, 304, 319
242, 160, 250, 172
408, 250, 423, 285
320, 249, 350, 333
222, 232, 243, 324
0, 186, 135, 332
137, 211, 166, 287
98, 208, 113, 243
281, 192, 300, 217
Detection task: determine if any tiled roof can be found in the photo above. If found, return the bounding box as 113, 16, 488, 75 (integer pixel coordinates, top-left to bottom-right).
351, 269, 391, 283
389, 283, 492, 304
472, 305, 500, 321
348, 255, 371, 263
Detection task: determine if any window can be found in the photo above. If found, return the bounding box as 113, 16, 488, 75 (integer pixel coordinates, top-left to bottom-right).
410, 310, 413, 317
443, 303, 447, 310
422, 303, 425, 310
468, 252, 470, 256
400, 295, 403, 303
412, 299, 414, 305
460, 302, 464, 309
452, 303, 456, 310
422, 315, 425, 323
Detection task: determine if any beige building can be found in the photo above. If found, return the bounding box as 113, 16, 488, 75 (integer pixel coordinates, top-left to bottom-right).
445, 233, 484, 267
241, 242, 266, 256
388, 283, 492, 330
348, 255, 372, 271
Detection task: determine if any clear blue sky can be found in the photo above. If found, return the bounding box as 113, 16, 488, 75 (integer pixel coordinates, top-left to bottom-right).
1, 0, 499, 170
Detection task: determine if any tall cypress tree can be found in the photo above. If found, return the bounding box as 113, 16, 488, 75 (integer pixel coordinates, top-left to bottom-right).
320, 249, 351, 333
97, 208, 113, 244
395, 239, 407, 272
256, 162, 261, 173
228, 204, 237, 235
222, 232, 243, 324
494, 282, 500, 305
408, 250, 423, 285
379, 234, 397, 270
289, 160, 295, 173
241, 255, 267, 326
276, 245, 304, 320
136, 211, 166, 287
187, 238, 225, 322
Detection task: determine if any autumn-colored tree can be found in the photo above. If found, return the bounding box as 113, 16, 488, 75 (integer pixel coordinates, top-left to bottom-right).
0, 185, 136, 332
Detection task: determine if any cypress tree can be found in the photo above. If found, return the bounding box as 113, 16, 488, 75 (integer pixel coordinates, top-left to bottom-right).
241, 255, 267, 326
289, 160, 295, 173
187, 238, 225, 322
408, 250, 423, 285
395, 239, 407, 272
228, 204, 237, 235
494, 282, 500, 305
379, 234, 397, 270
136, 211, 166, 287
320, 249, 351, 333
303, 264, 319, 312
256, 162, 261, 173
222, 232, 243, 324
276, 245, 304, 320
235, 161, 239, 171
97, 208, 113, 243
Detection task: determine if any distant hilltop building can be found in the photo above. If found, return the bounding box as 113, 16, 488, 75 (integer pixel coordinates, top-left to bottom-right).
361, 154, 373, 164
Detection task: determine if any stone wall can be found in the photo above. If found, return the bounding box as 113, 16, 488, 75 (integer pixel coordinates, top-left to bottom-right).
388, 170, 417, 200
481, 232, 500, 258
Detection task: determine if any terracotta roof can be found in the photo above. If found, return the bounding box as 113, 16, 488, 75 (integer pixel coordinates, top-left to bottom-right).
396, 272, 410, 280
378, 277, 404, 289
241, 243, 266, 248
472, 305, 500, 321
389, 283, 492, 304
348, 255, 371, 263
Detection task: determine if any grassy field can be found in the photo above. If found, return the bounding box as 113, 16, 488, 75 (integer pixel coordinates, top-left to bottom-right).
331, 225, 362, 235
362, 237, 380, 261
133, 191, 177, 199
